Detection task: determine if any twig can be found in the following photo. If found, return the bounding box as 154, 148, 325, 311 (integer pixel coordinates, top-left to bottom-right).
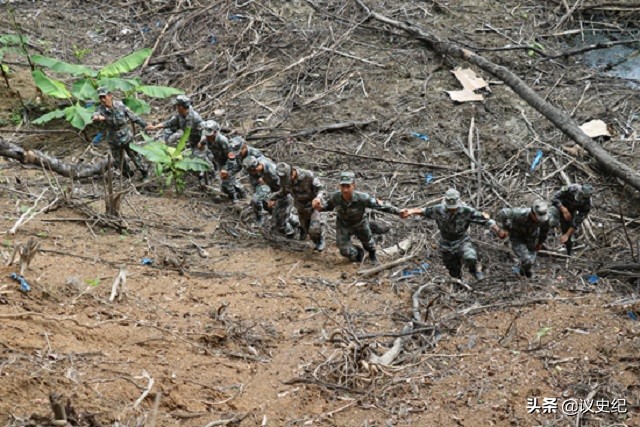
357, 255, 415, 276
132, 370, 154, 409
108, 268, 127, 302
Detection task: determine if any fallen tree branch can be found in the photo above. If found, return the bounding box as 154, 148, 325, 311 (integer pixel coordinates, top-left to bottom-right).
109, 268, 127, 302
354, 0, 640, 191
357, 255, 415, 276
0, 138, 107, 179
247, 119, 377, 141
369, 322, 413, 366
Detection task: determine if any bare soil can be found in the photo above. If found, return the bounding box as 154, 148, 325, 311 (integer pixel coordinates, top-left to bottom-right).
1, 1, 639, 426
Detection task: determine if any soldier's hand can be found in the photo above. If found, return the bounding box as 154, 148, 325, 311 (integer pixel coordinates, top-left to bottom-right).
561, 206, 572, 221
534, 243, 543, 252
220, 170, 229, 179
560, 234, 570, 244
145, 124, 157, 131
497, 229, 508, 239
258, 177, 265, 185
399, 209, 410, 219
267, 200, 275, 209
93, 114, 106, 122
312, 198, 322, 211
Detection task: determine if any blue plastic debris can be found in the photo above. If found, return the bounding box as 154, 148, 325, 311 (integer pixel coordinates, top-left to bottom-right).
530, 150, 543, 172
9, 273, 30, 292
627, 311, 638, 321
85, 100, 94, 108
424, 173, 433, 185
228, 14, 244, 21
208, 35, 218, 45
402, 262, 430, 277
586, 274, 599, 284
411, 132, 429, 141
141, 258, 154, 265
92, 131, 103, 145
512, 265, 520, 274
155, 20, 163, 27
141, 25, 151, 34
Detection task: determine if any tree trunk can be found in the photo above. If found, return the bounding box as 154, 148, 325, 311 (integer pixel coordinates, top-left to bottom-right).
355, 0, 640, 191
0, 138, 107, 179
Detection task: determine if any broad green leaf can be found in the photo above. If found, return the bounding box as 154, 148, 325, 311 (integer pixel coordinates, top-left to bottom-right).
32, 70, 71, 99
31, 54, 96, 76
175, 157, 211, 172
165, 173, 173, 187
129, 142, 171, 163
32, 108, 66, 125
98, 48, 152, 78
137, 85, 184, 98
140, 132, 155, 143
72, 78, 98, 100
98, 77, 140, 93
123, 97, 150, 114
64, 104, 93, 130
0, 34, 28, 45
174, 126, 191, 158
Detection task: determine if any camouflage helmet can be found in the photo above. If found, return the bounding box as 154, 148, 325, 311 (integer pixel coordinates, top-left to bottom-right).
97, 86, 110, 97
201, 120, 220, 136
242, 155, 260, 171
229, 136, 244, 151
339, 171, 356, 185
576, 184, 593, 200
531, 200, 549, 222
172, 95, 191, 107
276, 162, 292, 178
443, 188, 460, 209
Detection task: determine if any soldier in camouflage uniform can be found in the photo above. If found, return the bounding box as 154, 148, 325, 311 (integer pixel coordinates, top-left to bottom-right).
551, 183, 593, 255
146, 95, 203, 148
190, 139, 215, 186
496, 200, 556, 278
243, 156, 299, 237
312, 171, 407, 264
219, 136, 255, 202
92, 87, 148, 179
406, 189, 505, 280
200, 120, 230, 171
269, 162, 327, 251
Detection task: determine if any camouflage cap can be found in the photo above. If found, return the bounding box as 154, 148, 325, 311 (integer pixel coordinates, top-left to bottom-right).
532, 199, 549, 222
339, 171, 356, 185
276, 162, 291, 178
97, 87, 110, 97
443, 188, 461, 209
201, 120, 220, 136
243, 155, 260, 171
172, 95, 191, 107
576, 183, 593, 200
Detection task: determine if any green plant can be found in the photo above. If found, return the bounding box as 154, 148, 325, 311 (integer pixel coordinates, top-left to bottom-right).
85, 278, 101, 287
10, 110, 21, 125
130, 127, 211, 193
0, 33, 28, 88
72, 45, 91, 62
31, 48, 184, 130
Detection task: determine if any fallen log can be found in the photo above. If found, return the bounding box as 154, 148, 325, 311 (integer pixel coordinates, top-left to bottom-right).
0, 138, 107, 179
355, 1, 640, 191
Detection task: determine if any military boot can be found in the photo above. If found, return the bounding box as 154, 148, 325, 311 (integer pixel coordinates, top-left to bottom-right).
299, 228, 308, 241
313, 237, 325, 252
368, 249, 379, 265
354, 246, 365, 263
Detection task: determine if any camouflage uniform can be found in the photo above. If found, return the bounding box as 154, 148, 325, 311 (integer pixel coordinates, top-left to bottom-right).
496, 201, 554, 277
190, 144, 215, 185
320, 187, 400, 262
94, 97, 148, 178
551, 184, 593, 255
271, 164, 326, 249
418, 204, 495, 278
243, 156, 298, 237
161, 106, 204, 148
221, 139, 262, 201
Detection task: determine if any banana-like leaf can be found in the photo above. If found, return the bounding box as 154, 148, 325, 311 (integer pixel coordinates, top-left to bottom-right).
31, 54, 96, 77
174, 126, 191, 158
32, 69, 71, 99
0, 34, 28, 45
98, 77, 140, 93
123, 97, 151, 115
129, 142, 171, 164
64, 104, 94, 130
32, 108, 66, 125
98, 48, 152, 78
175, 157, 212, 172
137, 85, 184, 98
72, 78, 98, 100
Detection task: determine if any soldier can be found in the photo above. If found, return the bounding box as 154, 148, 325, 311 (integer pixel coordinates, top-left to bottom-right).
243, 155, 298, 238
92, 87, 148, 180
200, 120, 230, 172
551, 183, 593, 255
312, 171, 407, 264
190, 139, 215, 186
405, 189, 505, 280
269, 162, 327, 251
219, 137, 259, 202
496, 200, 555, 278
146, 95, 203, 148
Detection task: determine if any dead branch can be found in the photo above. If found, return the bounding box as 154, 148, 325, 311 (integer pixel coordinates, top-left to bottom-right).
109, 268, 127, 302
357, 255, 414, 277
355, 0, 640, 191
